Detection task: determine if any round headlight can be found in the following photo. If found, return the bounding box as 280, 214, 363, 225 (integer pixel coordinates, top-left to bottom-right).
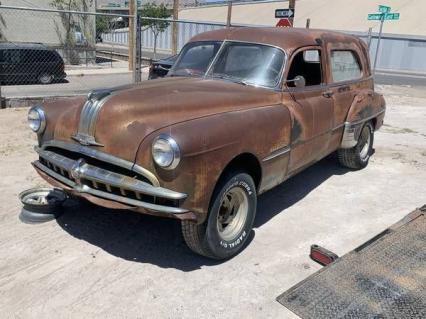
152, 135, 181, 169
28, 106, 46, 134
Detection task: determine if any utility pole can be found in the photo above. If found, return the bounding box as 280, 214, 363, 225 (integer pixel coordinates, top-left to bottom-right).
128, 0, 136, 70
289, 0, 295, 26
172, 0, 179, 55
226, 0, 232, 27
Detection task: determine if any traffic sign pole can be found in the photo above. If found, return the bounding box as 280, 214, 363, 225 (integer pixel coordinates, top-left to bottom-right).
373, 14, 384, 73
368, 5, 400, 74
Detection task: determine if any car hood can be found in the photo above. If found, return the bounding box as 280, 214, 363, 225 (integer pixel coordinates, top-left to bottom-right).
51, 77, 281, 162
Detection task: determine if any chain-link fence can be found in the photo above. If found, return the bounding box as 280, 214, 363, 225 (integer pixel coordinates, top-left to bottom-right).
0, 5, 137, 103
0, 4, 237, 104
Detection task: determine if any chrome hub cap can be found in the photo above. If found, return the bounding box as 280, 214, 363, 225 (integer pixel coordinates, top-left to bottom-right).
217, 187, 248, 241
40, 74, 53, 83
20, 188, 66, 206
359, 126, 371, 161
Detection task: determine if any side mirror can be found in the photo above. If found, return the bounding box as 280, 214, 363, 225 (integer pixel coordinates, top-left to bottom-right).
287, 75, 306, 88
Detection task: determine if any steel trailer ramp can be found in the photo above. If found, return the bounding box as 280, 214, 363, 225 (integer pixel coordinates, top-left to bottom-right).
277, 206, 426, 319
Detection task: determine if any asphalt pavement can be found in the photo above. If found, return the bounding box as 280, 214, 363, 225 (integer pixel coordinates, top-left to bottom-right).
1, 69, 425, 102
375, 71, 426, 87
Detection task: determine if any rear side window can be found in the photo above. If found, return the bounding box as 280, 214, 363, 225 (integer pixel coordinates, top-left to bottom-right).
4, 50, 21, 64
330, 50, 362, 82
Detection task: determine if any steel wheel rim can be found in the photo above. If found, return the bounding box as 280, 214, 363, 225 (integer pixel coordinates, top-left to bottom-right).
359, 126, 371, 160
40, 74, 53, 84
217, 187, 249, 241
19, 188, 66, 206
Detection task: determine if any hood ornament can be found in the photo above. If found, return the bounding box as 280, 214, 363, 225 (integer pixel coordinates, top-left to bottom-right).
72, 89, 112, 147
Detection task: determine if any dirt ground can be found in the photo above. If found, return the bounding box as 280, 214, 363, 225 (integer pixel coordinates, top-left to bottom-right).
0, 84, 425, 318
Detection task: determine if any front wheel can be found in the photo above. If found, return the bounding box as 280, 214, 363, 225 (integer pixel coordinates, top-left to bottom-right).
182, 172, 257, 259
338, 122, 374, 169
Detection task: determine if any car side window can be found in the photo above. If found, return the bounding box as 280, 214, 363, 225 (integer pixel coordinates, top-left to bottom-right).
4, 50, 21, 64
330, 50, 362, 82
287, 49, 322, 87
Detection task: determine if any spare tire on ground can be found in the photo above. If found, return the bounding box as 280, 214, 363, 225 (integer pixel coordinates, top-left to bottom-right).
18, 188, 67, 224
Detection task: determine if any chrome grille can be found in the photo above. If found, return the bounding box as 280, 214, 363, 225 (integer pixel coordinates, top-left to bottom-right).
33, 144, 188, 214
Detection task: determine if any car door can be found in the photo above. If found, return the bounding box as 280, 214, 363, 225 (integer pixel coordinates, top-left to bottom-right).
3, 49, 22, 83
0, 50, 4, 83
283, 46, 334, 173
324, 43, 367, 151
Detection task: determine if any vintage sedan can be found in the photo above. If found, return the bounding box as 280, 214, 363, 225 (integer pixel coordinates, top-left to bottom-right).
27, 28, 385, 259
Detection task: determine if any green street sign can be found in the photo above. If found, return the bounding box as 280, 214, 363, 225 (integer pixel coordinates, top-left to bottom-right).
368, 13, 383, 21
384, 12, 400, 20
379, 5, 391, 13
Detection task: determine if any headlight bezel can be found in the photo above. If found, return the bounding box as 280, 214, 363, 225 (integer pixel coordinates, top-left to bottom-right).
28, 105, 46, 134
151, 134, 181, 170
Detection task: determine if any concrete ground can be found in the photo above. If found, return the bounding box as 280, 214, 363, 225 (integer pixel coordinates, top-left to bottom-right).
0, 84, 425, 318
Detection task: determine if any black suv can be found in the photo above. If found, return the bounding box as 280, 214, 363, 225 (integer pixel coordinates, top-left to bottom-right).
0, 43, 66, 85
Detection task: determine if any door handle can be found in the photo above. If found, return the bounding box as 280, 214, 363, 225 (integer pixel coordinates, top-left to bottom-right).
323, 90, 334, 98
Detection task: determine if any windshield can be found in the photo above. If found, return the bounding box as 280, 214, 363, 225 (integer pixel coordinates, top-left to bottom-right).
169, 41, 222, 77
170, 41, 285, 88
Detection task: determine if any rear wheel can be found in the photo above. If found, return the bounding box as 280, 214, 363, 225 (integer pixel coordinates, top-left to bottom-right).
38, 73, 54, 84
182, 172, 257, 259
338, 122, 374, 169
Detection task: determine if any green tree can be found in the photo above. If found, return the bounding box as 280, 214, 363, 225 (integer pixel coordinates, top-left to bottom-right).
139, 3, 171, 59
96, 15, 112, 37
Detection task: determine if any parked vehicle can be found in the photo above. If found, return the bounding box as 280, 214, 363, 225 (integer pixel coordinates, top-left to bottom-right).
148, 55, 178, 79
27, 28, 385, 259
0, 43, 66, 85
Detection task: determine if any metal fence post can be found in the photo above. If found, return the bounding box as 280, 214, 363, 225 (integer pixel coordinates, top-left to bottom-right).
306, 18, 310, 28
134, 15, 142, 83
226, 1, 232, 27
367, 27, 372, 50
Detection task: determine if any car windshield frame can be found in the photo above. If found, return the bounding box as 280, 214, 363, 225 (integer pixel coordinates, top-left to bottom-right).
168, 40, 223, 78
169, 40, 287, 90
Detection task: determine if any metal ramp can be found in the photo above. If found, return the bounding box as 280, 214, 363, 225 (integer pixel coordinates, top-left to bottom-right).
277, 205, 426, 319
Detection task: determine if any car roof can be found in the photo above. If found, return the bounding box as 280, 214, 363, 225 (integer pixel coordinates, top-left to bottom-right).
0, 42, 50, 50
189, 27, 362, 54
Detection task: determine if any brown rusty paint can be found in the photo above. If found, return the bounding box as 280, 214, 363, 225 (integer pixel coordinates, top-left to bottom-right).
34, 27, 385, 223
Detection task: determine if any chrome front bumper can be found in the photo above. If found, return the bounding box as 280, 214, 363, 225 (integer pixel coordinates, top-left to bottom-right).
33, 144, 188, 214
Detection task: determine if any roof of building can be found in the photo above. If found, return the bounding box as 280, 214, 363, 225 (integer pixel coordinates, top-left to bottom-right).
179, 0, 425, 37
190, 27, 363, 53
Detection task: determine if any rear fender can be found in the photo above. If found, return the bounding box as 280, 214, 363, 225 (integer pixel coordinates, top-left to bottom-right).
341, 90, 385, 148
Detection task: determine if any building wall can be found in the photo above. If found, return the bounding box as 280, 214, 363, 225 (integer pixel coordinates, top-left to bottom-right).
0, 0, 96, 47
179, 0, 426, 37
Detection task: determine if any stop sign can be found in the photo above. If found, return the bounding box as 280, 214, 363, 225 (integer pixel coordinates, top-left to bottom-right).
276, 18, 292, 27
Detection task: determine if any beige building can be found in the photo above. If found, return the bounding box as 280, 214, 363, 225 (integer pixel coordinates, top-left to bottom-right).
179, 0, 425, 36
0, 0, 96, 45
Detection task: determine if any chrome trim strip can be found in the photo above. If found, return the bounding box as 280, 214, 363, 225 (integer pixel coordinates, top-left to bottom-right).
332, 123, 345, 132
33, 161, 188, 214
340, 109, 385, 149
36, 148, 185, 200
72, 89, 114, 146
41, 140, 160, 187
347, 109, 386, 127
263, 145, 291, 162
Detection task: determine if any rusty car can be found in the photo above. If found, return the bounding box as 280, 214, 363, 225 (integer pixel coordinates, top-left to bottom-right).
27, 28, 385, 259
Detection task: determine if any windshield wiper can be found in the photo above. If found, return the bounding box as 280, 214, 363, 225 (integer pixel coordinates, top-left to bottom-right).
211, 73, 249, 86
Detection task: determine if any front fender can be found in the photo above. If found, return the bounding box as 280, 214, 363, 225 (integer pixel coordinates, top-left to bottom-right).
134, 104, 291, 223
